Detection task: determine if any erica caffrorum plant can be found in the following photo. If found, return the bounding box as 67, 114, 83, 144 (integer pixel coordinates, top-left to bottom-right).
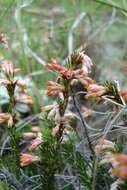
0, 60, 34, 176
1, 32, 127, 190
38, 51, 97, 189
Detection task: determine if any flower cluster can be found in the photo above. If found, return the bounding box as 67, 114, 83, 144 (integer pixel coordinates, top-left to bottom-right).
95, 140, 127, 180
95, 139, 115, 154
0, 60, 33, 127
20, 126, 42, 167
45, 51, 95, 142
47, 52, 93, 85
110, 154, 127, 179
47, 59, 72, 80
85, 84, 106, 99
47, 81, 64, 96
20, 153, 41, 167
95, 139, 116, 166
47, 51, 126, 105
20, 123, 42, 167
22, 126, 43, 151
0, 113, 13, 128
0, 60, 42, 167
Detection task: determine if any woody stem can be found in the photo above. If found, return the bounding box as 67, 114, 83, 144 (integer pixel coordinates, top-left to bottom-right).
8, 84, 20, 177
57, 83, 69, 143
71, 88, 95, 156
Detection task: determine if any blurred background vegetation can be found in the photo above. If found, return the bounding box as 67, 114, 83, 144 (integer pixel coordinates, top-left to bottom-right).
1, 0, 127, 80
0, 0, 127, 114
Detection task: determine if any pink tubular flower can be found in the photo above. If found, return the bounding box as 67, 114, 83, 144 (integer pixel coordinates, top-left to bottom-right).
22, 132, 37, 140
15, 94, 33, 104
112, 166, 127, 179
47, 104, 61, 123
47, 59, 72, 80
7, 115, 13, 128
31, 126, 41, 133
1, 60, 21, 77
20, 153, 40, 167
28, 133, 43, 150
120, 90, 127, 103
74, 52, 93, 74
0, 113, 7, 122
47, 81, 64, 96
81, 53, 93, 68
72, 69, 85, 78
95, 139, 115, 154
0, 113, 13, 128
79, 77, 95, 88
113, 154, 127, 165
0, 79, 11, 85
16, 80, 27, 91
108, 154, 127, 179
41, 104, 55, 112
52, 125, 60, 137
85, 84, 106, 99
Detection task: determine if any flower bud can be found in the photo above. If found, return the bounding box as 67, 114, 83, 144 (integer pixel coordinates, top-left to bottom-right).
15, 94, 33, 104
22, 132, 37, 140
28, 135, 43, 150
20, 153, 41, 167
52, 125, 60, 137
31, 126, 41, 133
112, 166, 127, 179
95, 139, 115, 154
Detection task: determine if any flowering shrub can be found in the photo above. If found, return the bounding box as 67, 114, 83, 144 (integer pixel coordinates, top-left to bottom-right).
1, 35, 127, 190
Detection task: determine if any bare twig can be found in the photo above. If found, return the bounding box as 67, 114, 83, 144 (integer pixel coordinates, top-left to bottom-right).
71, 89, 95, 155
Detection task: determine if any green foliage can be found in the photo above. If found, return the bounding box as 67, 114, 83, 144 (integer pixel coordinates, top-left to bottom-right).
119, 181, 127, 190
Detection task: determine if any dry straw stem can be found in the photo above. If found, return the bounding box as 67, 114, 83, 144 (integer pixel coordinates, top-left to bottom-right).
14, 0, 46, 66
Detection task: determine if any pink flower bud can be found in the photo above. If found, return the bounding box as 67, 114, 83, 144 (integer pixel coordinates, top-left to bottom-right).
20, 153, 41, 167
22, 132, 37, 140
52, 125, 60, 137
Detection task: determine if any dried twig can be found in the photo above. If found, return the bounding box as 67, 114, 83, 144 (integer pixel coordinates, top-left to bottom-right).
71, 89, 95, 155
